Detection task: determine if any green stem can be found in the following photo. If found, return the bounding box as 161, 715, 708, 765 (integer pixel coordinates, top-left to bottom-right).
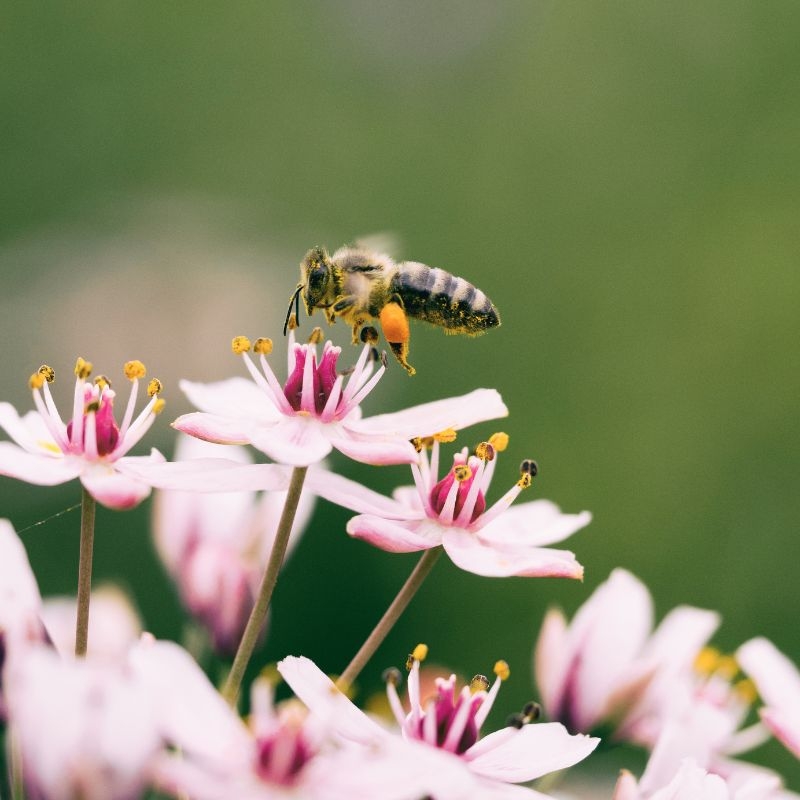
337, 546, 442, 692
222, 465, 308, 706
75, 487, 96, 657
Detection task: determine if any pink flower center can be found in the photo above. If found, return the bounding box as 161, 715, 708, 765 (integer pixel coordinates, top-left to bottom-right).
254, 724, 314, 787
282, 344, 340, 416
412, 675, 485, 755
66, 386, 120, 456
429, 460, 486, 524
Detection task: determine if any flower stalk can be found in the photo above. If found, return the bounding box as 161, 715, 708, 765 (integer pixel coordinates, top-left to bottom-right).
75, 486, 96, 657
223, 465, 308, 706
336, 545, 443, 691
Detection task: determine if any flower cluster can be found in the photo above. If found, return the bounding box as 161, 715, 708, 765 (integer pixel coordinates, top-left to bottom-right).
0, 316, 796, 800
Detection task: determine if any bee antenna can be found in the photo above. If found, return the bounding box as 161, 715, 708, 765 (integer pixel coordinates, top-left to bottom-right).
284, 284, 303, 336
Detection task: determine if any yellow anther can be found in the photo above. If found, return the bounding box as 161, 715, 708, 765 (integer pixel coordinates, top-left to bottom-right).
147, 378, 163, 397
412, 643, 428, 662
469, 674, 490, 694
694, 646, 721, 676
489, 432, 509, 452
494, 660, 510, 681
308, 327, 324, 345
29, 372, 46, 390
93, 375, 111, 390
716, 655, 739, 681
231, 335, 252, 354
433, 428, 457, 444
517, 473, 533, 489
258, 663, 281, 685
124, 360, 146, 380
734, 678, 758, 705
475, 441, 495, 461
74, 357, 92, 380
86, 401, 100, 413
38, 365, 55, 383
152, 398, 166, 415
453, 464, 472, 482
253, 337, 273, 356
287, 313, 298, 331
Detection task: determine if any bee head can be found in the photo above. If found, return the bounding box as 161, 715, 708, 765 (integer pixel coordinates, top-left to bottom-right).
300, 246, 335, 312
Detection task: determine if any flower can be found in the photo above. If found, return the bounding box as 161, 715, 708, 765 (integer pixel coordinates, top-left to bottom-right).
4, 641, 163, 800
152, 434, 315, 654
307, 433, 590, 578
279, 647, 599, 799
534, 568, 720, 742
737, 637, 800, 760
173, 330, 508, 467
0, 357, 167, 509
133, 640, 435, 800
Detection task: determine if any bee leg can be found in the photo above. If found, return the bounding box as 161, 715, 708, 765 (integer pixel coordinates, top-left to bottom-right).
324, 308, 337, 325
379, 301, 416, 376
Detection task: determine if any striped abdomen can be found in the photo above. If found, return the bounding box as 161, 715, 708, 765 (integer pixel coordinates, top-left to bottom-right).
390, 262, 500, 335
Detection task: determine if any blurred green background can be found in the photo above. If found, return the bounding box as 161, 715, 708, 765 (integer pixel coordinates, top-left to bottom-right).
2, 0, 798, 789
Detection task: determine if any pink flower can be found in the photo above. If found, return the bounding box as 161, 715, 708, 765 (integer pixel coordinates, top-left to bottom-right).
132, 640, 435, 800
307, 433, 590, 578
534, 568, 720, 742
0, 358, 167, 509
173, 331, 508, 467
737, 637, 800, 760
152, 435, 315, 655
279, 648, 599, 799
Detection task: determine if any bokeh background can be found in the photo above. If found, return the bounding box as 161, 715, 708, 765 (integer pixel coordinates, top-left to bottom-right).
2, 1, 798, 790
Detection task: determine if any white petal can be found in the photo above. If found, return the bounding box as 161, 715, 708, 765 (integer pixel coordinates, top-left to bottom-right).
331, 432, 418, 465
477, 501, 592, 548
348, 515, 440, 552
80, 463, 153, 510
442, 529, 584, 579
0, 404, 57, 453
534, 607, 569, 718
0, 442, 79, 485
250, 416, 333, 466
180, 377, 280, 423
464, 723, 599, 783
172, 411, 256, 445
0, 519, 42, 635
350, 388, 508, 439
305, 469, 414, 518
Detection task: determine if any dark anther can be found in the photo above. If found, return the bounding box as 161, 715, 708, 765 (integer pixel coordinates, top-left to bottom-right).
519, 459, 538, 477
382, 667, 402, 687
505, 712, 526, 730
522, 701, 542, 722
360, 326, 379, 345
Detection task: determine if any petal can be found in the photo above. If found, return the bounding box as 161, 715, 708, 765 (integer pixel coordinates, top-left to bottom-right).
117, 456, 291, 492
477, 500, 592, 548
534, 607, 569, 717
80, 463, 153, 510
129, 639, 251, 763
250, 416, 333, 466
0, 518, 42, 633
305, 469, 413, 518
759, 707, 800, 759
613, 770, 642, 800
277, 655, 387, 745
348, 515, 440, 553
0, 404, 56, 453
172, 411, 255, 445
180, 377, 280, 423
555, 569, 654, 732
349, 388, 508, 439
736, 637, 800, 713
464, 723, 599, 783
0, 442, 80, 485
442, 529, 584, 578
330, 433, 418, 465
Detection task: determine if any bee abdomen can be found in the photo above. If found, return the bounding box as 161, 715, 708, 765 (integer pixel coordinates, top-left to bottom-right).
392, 262, 500, 334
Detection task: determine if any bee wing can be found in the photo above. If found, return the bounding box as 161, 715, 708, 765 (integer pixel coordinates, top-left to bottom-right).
352, 232, 402, 260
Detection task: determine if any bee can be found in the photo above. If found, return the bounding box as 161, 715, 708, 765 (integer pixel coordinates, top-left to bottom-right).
285, 244, 500, 376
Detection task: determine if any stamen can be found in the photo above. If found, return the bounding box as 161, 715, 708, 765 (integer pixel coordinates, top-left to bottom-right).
94, 375, 110, 390
123, 360, 146, 380
411, 643, 428, 665
489, 432, 509, 451
383, 668, 406, 727
299, 343, 316, 413
232, 335, 252, 354
286, 313, 298, 331
319, 374, 344, 422
522, 701, 541, 722
83, 409, 99, 459
29, 372, 46, 390
695, 647, 722, 676
382, 667, 402, 686
474, 660, 509, 729
422, 698, 438, 745
360, 326, 379, 345
442, 686, 477, 753
454, 464, 472, 483
152, 399, 166, 415
715, 655, 739, 681
38, 365, 55, 383
74, 357, 92, 380
494, 660, 510, 681
254, 337, 273, 355
519, 459, 538, 477
147, 378, 162, 397
455, 458, 486, 526
506, 712, 525, 729
734, 679, 758, 705
475, 441, 495, 461
433, 428, 457, 444
469, 675, 490, 694
307, 327, 324, 345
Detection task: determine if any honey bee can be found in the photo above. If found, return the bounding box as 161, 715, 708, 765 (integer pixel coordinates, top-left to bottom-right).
285, 244, 500, 375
